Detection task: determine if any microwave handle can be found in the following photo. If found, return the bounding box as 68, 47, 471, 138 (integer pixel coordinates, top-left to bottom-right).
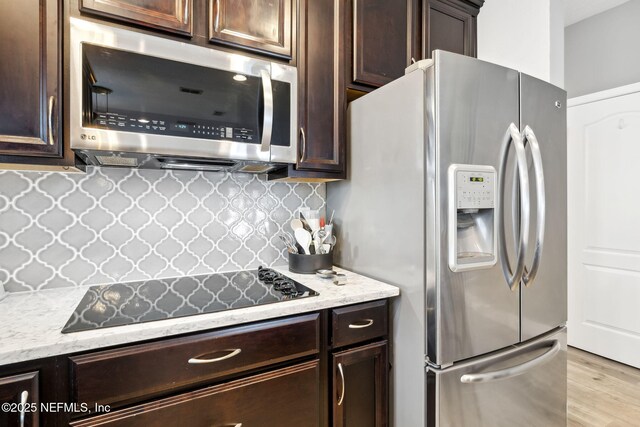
260, 69, 274, 154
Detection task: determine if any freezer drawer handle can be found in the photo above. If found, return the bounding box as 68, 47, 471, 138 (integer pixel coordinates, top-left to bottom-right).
188, 348, 241, 364
459, 340, 560, 384
348, 319, 374, 329
521, 126, 546, 287
498, 123, 530, 291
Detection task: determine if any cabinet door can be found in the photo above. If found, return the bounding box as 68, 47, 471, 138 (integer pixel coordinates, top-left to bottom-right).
70, 361, 319, 427
0, 372, 39, 427
296, 0, 346, 175
80, 0, 193, 36
422, 0, 478, 58
209, 0, 293, 60
349, 0, 413, 89
332, 341, 388, 427
0, 0, 61, 158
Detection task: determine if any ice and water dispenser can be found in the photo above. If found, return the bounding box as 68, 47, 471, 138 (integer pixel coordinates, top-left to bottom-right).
448, 164, 498, 272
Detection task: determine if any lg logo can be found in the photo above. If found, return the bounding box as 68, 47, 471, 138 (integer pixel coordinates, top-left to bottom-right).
80, 134, 97, 140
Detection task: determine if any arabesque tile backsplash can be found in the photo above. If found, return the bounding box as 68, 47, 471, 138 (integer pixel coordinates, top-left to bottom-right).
0, 168, 325, 293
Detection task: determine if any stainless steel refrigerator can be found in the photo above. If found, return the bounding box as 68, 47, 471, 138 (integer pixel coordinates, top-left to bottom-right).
327, 50, 567, 426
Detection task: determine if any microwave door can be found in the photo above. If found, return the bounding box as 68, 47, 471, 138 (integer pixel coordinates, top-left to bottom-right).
72, 39, 275, 163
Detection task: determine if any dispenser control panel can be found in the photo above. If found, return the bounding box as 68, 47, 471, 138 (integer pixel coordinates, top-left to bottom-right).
456, 170, 495, 209
448, 164, 498, 272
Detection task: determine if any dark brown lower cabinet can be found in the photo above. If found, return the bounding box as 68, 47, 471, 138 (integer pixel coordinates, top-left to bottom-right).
0, 371, 39, 427
332, 341, 388, 427
70, 360, 319, 427
0, 302, 391, 425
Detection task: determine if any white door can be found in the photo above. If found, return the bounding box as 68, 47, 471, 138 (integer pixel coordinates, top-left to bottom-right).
568, 83, 640, 368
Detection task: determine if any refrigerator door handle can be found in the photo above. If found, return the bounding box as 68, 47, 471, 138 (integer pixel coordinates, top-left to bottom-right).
498, 123, 530, 291
521, 125, 546, 287
459, 339, 561, 384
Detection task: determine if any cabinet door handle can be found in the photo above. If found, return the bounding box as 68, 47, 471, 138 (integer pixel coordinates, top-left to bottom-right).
19, 390, 28, 427
299, 127, 306, 161
188, 348, 241, 364
337, 362, 345, 406
348, 319, 374, 329
216, 424, 242, 427
214, 0, 221, 32
47, 95, 56, 146
183, 0, 190, 24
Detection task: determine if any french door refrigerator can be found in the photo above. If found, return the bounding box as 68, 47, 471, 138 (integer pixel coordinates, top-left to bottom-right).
327, 50, 567, 426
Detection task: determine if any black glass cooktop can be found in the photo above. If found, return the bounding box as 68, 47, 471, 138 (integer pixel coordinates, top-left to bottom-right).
62, 267, 318, 333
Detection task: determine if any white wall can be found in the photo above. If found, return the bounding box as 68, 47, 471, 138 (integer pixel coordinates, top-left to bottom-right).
478, 0, 564, 87
565, 0, 640, 97
550, 0, 565, 87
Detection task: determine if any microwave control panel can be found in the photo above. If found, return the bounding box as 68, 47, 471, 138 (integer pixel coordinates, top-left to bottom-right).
90, 112, 257, 143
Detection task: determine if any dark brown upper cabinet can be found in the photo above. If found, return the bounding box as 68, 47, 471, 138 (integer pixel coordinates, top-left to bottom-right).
80, 0, 193, 36
422, 0, 482, 59
292, 0, 346, 177
208, 0, 294, 60
347, 0, 415, 90
0, 0, 61, 159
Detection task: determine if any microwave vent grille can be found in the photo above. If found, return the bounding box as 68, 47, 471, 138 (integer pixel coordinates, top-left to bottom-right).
95, 155, 138, 167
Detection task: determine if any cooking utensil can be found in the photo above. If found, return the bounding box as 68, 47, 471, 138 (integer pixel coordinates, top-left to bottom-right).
323, 224, 333, 241
304, 210, 321, 233
322, 234, 337, 253
298, 212, 313, 232
294, 228, 312, 255
291, 218, 304, 231
278, 234, 298, 254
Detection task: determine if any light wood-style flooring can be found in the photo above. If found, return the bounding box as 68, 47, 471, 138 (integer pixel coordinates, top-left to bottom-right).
568, 346, 640, 426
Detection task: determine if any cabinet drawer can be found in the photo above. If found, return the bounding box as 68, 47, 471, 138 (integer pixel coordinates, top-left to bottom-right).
332, 300, 387, 348
71, 360, 320, 427
70, 313, 319, 409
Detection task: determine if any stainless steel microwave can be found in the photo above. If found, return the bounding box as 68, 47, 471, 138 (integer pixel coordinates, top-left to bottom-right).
69, 18, 297, 173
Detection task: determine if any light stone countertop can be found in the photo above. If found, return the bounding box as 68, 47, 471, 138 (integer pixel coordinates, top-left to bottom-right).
0, 266, 399, 367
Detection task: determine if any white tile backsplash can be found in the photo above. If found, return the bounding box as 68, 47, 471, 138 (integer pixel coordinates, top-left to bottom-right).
0, 167, 325, 293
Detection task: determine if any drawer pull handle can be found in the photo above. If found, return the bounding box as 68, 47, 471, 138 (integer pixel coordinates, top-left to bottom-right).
217, 424, 243, 427
348, 319, 374, 329
337, 362, 345, 406
188, 348, 241, 364
19, 390, 28, 427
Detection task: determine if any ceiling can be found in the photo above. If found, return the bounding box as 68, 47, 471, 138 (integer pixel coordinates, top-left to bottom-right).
564, 0, 630, 26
